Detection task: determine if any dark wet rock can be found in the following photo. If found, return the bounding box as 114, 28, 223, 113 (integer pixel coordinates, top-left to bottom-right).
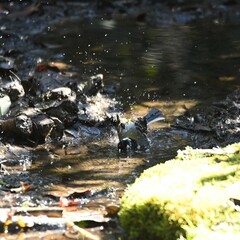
64, 124, 102, 141
65, 73, 104, 98
0, 35, 117, 144
29, 70, 72, 96
15, 114, 33, 136
174, 89, 240, 147
0, 114, 32, 139
0, 68, 25, 101
0, 106, 64, 144
44, 99, 78, 127
210, 90, 240, 140
8, 98, 35, 117
0, 67, 117, 145
42, 87, 76, 102
31, 114, 64, 143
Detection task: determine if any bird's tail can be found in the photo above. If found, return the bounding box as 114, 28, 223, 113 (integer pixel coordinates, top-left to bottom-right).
144, 108, 165, 125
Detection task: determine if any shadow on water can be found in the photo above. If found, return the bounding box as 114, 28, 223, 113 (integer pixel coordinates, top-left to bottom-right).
33, 128, 189, 195
20, 18, 239, 238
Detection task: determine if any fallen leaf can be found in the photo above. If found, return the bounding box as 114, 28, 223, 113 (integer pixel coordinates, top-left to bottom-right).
21, 181, 31, 193
66, 219, 100, 240
36, 61, 71, 72
36, 63, 48, 71
48, 62, 71, 70
59, 197, 82, 207
10, 182, 31, 193
17, 216, 26, 228
104, 204, 119, 217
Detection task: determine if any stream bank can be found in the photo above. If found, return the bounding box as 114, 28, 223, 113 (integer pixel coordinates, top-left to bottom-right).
119, 142, 240, 240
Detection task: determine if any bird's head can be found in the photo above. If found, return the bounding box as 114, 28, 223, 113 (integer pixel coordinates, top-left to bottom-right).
118, 137, 138, 153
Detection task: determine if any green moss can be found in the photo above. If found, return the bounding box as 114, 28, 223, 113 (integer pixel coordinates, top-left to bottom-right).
119, 143, 240, 240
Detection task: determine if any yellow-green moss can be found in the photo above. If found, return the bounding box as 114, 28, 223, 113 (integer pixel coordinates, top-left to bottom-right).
119, 143, 240, 240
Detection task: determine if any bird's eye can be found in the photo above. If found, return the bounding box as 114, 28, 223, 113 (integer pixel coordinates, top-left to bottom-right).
120, 123, 125, 129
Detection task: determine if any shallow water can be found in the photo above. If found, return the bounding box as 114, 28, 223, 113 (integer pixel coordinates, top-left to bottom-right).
30, 18, 240, 237
38, 19, 239, 103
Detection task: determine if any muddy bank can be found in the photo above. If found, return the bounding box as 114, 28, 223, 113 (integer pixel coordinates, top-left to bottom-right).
97, 0, 240, 25
174, 89, 240, 148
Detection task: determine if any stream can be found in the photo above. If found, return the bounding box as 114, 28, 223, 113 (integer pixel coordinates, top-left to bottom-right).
34, 18, 239, 238
1, 16, 240, 239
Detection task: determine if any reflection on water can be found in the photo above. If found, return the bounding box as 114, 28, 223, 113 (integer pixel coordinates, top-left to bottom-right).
38, 19, 239, 112
33, 18, 240, 237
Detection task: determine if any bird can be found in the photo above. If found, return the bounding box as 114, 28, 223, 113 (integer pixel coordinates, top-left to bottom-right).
115, 108, 165, 153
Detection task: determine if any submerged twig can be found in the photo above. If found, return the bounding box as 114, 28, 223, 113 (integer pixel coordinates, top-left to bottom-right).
66, 219, 101, 240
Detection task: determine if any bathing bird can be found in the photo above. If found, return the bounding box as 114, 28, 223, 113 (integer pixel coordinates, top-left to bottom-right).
115, 108, 165, 153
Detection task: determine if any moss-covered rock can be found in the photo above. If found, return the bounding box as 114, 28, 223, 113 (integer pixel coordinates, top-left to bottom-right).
119, 143, 240, 240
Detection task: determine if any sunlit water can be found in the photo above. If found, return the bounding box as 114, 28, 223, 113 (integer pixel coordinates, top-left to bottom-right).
30, 18, 240, 238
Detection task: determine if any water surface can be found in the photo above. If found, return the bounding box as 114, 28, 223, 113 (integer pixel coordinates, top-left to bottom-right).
33, 18, 240, 238
38, 19, 239, 108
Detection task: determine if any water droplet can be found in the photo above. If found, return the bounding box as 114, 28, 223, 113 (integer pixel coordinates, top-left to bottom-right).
37, 58, 43, 63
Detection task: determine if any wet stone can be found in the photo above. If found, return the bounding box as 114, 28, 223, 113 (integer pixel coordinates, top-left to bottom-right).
0, 94, 11, 116
42, 87, 75, 101
0, 68, 25, 101
174, 90, 240, 148
44, 100, 79, 127
31, 114, 59, 143
29, 72, 70, 95
15, 114, 33, 136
